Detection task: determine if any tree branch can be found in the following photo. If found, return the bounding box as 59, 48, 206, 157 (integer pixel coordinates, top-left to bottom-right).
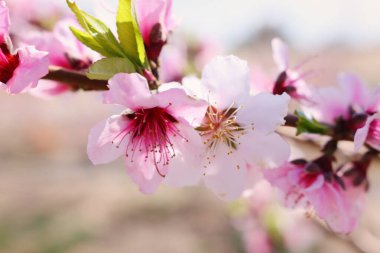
43, 67, 108, 91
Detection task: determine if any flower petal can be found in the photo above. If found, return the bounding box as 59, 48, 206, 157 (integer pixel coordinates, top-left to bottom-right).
125, 153, 165, 194
354, 114, 376, 151
156, 85, 208, 126
7, 46, 49, 94
135, 0, 168, 42
272, 38, 289, 71
306, 183, 354, 234
164, 124, 205, 187
240, 132, 290, 168
203, 144, 247, 200
238, 92, 290, 134
87, 115, 129, 165
201, 55, 250, 109
103, 73, 157, 109
0, 1, 10, 41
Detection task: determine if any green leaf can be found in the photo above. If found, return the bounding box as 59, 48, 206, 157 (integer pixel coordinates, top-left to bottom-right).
87, 57, 136, 80
69, 27, 114, 57
67, 0, 126, 58
295, 111, 329, 136
117, 0, 148, 67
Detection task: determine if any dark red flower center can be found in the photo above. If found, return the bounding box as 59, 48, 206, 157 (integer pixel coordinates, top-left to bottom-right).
114, 106, 186, 177
0, 43, 20, 84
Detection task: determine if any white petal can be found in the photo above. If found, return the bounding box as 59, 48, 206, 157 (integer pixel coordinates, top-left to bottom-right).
238, 92, 290, 134
272, 38, 289, 71
201, 55, 250, 109
182, 75, 208, 100
240, 132, 290, 168
203, 144, 247, 200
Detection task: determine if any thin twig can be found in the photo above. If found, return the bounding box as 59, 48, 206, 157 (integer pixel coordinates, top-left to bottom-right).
43, 67, 108, 91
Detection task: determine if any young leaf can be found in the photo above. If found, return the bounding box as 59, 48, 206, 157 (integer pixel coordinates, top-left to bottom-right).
70, 27, 114, 57
295, 111, 329, 136
66, 0, 126, 58
87, 57, 136, 80
117, 0, 148, 67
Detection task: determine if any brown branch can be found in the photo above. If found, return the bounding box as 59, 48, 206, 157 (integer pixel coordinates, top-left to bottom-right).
43, 67, 108, 91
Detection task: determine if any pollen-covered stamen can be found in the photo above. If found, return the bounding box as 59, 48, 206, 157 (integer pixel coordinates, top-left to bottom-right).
196, 104, 254, 154
0, 43, 19, 84
112, 106, 186, 177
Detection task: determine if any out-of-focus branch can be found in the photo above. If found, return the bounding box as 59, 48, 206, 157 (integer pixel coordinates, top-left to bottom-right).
43, 67, 109, 91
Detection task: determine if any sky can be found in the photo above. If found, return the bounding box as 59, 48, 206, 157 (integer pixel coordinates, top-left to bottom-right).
74, 0, 380, 50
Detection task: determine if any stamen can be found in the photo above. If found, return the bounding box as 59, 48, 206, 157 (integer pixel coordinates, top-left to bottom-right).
112, 107, 185, 177
196, 103, 254, 163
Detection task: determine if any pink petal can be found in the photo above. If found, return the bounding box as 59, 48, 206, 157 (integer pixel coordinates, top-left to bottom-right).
201, 55, 250, 109
263, 163, 306, 208
103, 73, 158, 109
272, 38, 289, 71
0, 1, 10, 41
164, 124, 205, 187
240, 132, 290, 168
6, 46, 49, 94
238, 92, 290, 134
306, 183, 354, 233
156, 84, 208, 126
135, 0, 170, 42
125, 152, 165, 194
338, 73, 368, 110
29, 80, 71, 99
203, 144, 248, 200
87, 115, 129, 165
354, 114, 376, 151
366, 119, 380, 150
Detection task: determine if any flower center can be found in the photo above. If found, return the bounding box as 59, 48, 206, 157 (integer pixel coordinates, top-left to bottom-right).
196, 105, 248, 154
114, 106, 185, 177
0, 43, 19, 84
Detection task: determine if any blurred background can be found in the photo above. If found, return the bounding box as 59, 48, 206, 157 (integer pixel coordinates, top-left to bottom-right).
2, 0, 380, 252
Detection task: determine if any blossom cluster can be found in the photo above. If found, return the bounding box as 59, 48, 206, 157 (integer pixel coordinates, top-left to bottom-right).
2, 0, 379, 236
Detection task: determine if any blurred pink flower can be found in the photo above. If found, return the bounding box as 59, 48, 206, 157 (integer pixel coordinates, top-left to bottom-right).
159, 38, 187, 83
183, 55, 290, 200
272, 38, 312, 101
0, 1, 49, 94
135, 0, 176, 62
310, 73, 380, 151
95, 0, 177, 62
7, 0, 66, 33
264, 161, 364, 233
238, 181, 322, 253
24, 18, 98, 98
87, 73, 207, 193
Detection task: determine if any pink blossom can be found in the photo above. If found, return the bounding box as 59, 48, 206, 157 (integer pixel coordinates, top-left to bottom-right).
264, 162, 364, 233
183, 55, 290, 200
310, 73, 380, 151
95, 0, 176, 62
24, 18, 98, 98
0, 1, 49, 94
159, 38, 187, 83
238, 181, 322, 253
87, 73, 208, 193
7, 0, 66, 33
135, 0, 176, 62
271, 38, 312, 101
